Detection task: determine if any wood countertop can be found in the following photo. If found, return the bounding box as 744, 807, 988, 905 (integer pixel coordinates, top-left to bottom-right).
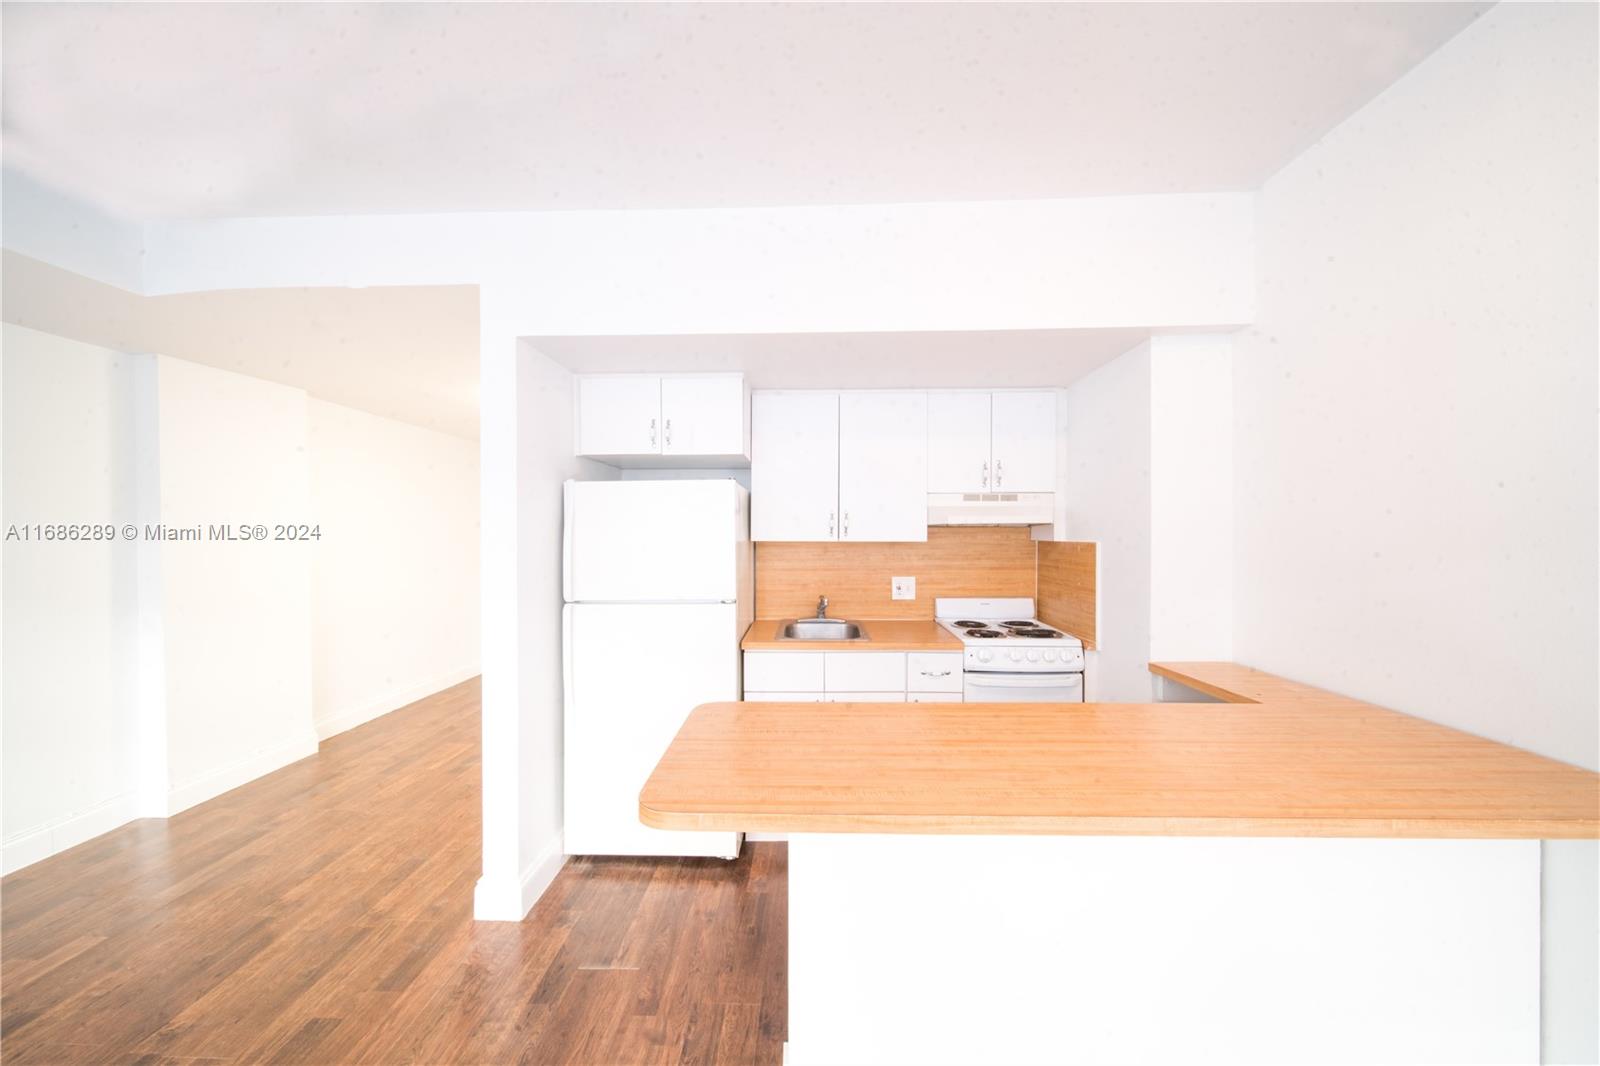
740, 619, 961, 652
640, 661, 1600, 839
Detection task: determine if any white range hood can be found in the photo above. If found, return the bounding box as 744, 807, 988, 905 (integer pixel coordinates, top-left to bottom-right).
927, 492, 1054, 526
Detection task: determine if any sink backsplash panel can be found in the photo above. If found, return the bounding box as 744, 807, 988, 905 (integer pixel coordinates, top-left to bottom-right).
753, 527, 1036, 621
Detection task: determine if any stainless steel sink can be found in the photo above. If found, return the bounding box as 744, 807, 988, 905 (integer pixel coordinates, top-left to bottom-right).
778, 618, 869, 641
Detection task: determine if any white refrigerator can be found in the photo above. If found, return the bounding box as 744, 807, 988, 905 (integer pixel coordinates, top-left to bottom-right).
562, 478, 750, 858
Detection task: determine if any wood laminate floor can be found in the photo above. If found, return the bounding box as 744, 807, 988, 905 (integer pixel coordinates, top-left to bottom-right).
1, 679, 787, 1065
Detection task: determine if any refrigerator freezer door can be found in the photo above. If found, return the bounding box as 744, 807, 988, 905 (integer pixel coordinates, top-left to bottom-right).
563, 602, 742, 857
564, 479, 748, 603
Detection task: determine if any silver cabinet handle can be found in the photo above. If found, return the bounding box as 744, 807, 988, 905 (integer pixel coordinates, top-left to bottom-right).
995, 459, 1003, 487
649, 417, 656, 448
842, 511, 849, 538
921, 669, 952, 677
664, 418, 672, 446
982, 462, 989, 488
828, 511, 835, 538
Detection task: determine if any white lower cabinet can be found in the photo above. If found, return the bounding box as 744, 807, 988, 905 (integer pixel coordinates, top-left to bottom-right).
906, 653, 963, 692
744, 650, 826, 692
741, 649, 965, 702
823, 652, 905, 692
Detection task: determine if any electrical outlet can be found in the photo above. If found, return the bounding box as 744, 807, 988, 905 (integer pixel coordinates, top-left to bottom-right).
891, 576, 916, 601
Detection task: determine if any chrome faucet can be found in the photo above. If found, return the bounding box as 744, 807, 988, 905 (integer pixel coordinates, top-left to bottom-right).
816, 595, 829, 619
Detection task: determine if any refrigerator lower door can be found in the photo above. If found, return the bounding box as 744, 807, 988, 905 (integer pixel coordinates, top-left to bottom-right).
563, 602, 742, 858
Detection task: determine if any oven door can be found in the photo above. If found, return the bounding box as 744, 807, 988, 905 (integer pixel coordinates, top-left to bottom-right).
963, 671, 1084, 703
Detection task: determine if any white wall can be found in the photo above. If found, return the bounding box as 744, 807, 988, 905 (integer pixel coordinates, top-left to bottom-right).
155, 356, 317, 811
1, 325, 144, 872
1234, 0, 1597, 772
308, 399, 480, 740
475, 338, 617, 920
1063, 341, 1152, 702
1064, 335, 1235, 700
1149, 335, 1233, 662
1231, 6, 1597, 1060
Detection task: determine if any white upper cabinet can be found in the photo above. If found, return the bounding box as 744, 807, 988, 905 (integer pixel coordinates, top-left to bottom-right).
989, 391, 1057, 492
576, 373, 749, 463
838, 391, 928, 542
661, 374, 746, 457
927, 389, 1057, 493
751, 391, 840, 541
927, 391, 993, 492
576, 375, 662, 456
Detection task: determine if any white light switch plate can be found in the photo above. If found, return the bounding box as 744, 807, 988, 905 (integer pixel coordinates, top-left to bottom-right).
891, 576, 916, 601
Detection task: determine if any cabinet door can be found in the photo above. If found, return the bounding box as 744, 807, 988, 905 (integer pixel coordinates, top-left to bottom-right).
989, 391, 1057, 492
906, 653, 963, 692
577, 375, 662, 455
838, 391, 928, 542
751, 391, 840, 541
927, 391, 992, 492
824, 652, 907, 692
744, 651, 825, 692
661, 374, 747, 458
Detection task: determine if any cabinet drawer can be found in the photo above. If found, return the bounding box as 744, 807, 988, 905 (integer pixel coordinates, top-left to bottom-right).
744, 651, 824, 692
824, 652, 907, 692
906, 653, 963, 692
908, 692, 963, 703
743, 691, 825, 703
824, 692, 907, 703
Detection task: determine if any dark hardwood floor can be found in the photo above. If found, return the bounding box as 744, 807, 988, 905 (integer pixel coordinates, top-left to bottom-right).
1, 679, 787, 1064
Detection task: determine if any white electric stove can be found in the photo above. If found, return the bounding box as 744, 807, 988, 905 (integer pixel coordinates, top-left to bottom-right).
935, 597, 1085, 702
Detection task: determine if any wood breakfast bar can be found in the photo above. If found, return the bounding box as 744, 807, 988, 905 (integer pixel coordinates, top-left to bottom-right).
641, 663, 1600, 1065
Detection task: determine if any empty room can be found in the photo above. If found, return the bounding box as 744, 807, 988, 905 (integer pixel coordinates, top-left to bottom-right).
1, 3, 1596, 1064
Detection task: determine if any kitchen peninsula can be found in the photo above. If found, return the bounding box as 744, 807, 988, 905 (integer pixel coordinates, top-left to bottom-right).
641, 663, 1600, 1065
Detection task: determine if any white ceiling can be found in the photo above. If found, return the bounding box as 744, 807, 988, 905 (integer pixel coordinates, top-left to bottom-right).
2, 2, 1487, 219
529, 327, 1161, 391
2, 252, 481, 438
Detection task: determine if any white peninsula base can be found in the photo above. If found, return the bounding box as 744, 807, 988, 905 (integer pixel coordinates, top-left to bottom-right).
785, 835, 1539, 1065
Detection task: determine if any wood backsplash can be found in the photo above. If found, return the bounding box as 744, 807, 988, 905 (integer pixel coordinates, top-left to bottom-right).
754, 527, 1037, 620
1037, 541, 1097, 648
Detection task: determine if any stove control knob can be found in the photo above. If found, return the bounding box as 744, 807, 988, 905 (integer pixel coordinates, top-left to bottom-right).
977, 650, 992, 663
1010, 650, 1023, 662
1026, 651, 1039, 662
1044, 650, 1057, 663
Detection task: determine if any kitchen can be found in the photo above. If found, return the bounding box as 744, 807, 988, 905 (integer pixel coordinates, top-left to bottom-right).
561, 370, 1103, 858
557, 360, 1595, 1064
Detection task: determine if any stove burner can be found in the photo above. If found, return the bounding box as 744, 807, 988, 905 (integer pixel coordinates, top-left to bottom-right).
952, 620, 989, 629
1000, 620, 1041, 629
1013, 628, 1064, 639
965, 629, 1004, 638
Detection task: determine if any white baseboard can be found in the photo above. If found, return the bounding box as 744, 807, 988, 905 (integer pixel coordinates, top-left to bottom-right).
165, 732, 320, 816
473, 835, 566, 922
314, 665, 480, 741
2, 793, 141, 876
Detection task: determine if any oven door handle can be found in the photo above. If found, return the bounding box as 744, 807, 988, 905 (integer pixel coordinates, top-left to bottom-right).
964, 673, 1082, 688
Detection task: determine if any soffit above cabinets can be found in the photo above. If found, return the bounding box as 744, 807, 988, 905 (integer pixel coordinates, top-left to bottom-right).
531, 328, 1164, 391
